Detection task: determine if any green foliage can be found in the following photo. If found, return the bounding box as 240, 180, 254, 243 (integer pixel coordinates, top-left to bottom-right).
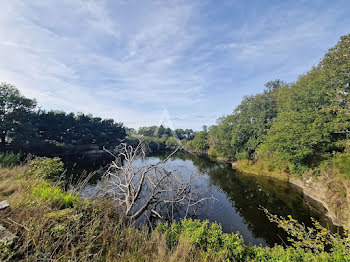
134, 126, 193, 153
208, 33, 350, 177
264, 208, 350, 257
0, 152, 21, 167
165, 136, 180, 149
0, 82, 127, 153
176, 128, 194, 140
332, 153, 350, 178
207, 117, 236, 160
190, 131, 209, 152
2, 164, 350, 261
136, 126, 193, 152
260, 68, 337, 172
155, 216, 350, 261
208, 80, 284, 161
236, 150, 249, 160
0, 82, 36, 148
27, 157, 64, 180
31, 110, 126, 147
32, 182, 78, 208
260, 34, 350, 174
156, 219, 245, 259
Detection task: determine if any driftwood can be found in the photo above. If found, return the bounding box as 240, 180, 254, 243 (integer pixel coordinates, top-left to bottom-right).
101, 142, 215, 221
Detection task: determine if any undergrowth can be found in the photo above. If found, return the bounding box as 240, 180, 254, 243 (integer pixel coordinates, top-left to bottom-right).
0, 152, 21, 168
0, 158, 349, 261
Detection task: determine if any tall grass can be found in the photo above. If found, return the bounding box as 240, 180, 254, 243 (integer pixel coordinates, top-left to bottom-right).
32, 182, 78, 208
1, 160, 350, 261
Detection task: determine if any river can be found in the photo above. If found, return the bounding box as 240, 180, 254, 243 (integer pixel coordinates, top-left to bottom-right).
62, 151, 337, 247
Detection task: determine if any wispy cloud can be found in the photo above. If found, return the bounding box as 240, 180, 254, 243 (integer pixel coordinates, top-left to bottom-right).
0, 0, 349, 129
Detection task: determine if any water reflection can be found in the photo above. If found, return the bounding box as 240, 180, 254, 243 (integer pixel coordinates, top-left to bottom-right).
64, 152, 336, 246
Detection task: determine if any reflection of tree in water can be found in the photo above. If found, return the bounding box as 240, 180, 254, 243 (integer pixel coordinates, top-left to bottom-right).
169, 152, 219, 173
67, 151, 336, 247
171, 153, 327, 246
208, 168, 319, 246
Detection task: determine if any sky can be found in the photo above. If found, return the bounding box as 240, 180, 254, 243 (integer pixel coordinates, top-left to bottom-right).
0, 0, 350, 130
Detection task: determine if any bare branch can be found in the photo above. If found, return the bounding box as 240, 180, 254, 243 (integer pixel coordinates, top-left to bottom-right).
101, 141, 216, 222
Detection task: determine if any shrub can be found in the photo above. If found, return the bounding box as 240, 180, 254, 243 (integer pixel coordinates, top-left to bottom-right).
235, 150, 249, 160
332, 153, 350, 178
263, 208, 350, 256
32, 182, 78, 208
0, 152, 21, 167
287, 162, 308, 177
156, 219, 244, 260
27, 157, 64, 180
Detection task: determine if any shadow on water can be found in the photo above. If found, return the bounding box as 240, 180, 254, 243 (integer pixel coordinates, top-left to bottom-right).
61, 151, 339, 247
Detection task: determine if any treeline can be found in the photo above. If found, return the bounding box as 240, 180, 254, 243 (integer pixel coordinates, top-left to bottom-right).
130, 124, 213, 154
190, 34, 350, 176
0, 84, 126, 154
127, 125, 196, 152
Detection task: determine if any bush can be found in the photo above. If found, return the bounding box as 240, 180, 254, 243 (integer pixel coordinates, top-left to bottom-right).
235, 150, 249, 160
264, 208, 350, 256
156, 219, 245, 260
0, 152, 21, 167
332, 153, 350, 178
32, 182, 78, 208
287, 162, 308, 177
27, 157, 64, 180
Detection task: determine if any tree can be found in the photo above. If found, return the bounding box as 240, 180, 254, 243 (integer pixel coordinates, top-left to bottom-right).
102, 142, 214, 221
208, 80, 283, 160
260, 34, 350, 173
184, 129, 195, 140
321, 34, 350, 147
31, 110, 126, 147
175, 128, 186, 140
264, 79, 286, 92
208, 116, 236, 159
166, 136, 180, 149
0, 83, 36, 147
138, 126, 158, 137
229, 86, 280, 159
192, 131, 209, 152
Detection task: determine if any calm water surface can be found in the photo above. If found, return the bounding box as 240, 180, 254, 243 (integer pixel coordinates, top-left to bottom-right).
63, 152, 336, 247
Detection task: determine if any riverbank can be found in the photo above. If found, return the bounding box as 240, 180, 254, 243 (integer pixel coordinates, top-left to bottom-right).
230, 159, 350, 229
172, 150, 350, 229
1, 159, 349, 261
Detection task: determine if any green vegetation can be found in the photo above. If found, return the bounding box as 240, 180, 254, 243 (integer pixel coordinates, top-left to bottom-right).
333, 152, 350, 178
155, 219, 245, 259
0, 82, 126, 155
31, 110, 126, 148
185, 129, 209, 153
0, 31, 349, 261
264, 208, 350, 256
192, 33, 350, 178
31, 182, 78, 208
27, 157, 64, 180
0, 83, 37, 148
1, 159, 349, 261
129, 125, 196, 152
0, 152, 21, 168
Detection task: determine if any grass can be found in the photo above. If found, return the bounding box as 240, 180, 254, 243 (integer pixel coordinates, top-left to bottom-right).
0, 163, 349, 261
31, 182, 78, 208
235, 159, 290, 181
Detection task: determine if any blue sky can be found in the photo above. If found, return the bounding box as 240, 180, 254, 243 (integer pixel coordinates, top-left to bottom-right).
1, 0, 349, 130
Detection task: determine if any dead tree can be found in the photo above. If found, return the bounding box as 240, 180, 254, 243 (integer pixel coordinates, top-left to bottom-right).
101, 142, 214, 221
